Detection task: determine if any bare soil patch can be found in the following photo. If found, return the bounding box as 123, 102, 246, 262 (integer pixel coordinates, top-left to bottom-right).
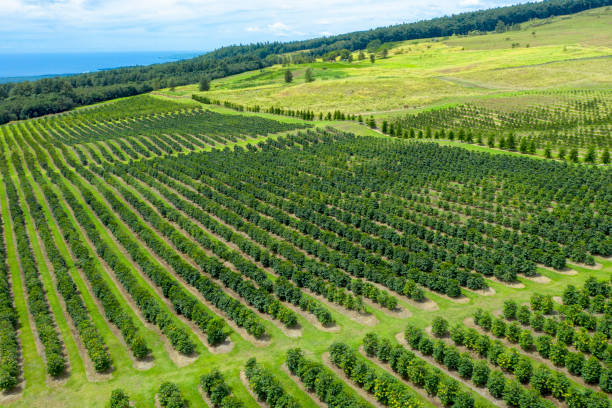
568, 261, 602, 270
487, 277, 525, 289
524, 274, 551, 284
537, 264, 577, 275
464, 286, 496, 297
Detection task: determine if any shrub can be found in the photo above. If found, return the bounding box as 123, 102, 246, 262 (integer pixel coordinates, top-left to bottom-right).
109, 389, 130, 408
424, 369, 441, 396
517, 306, 531, 325
518, 330, 534, 351
432, 317, 449, 337
502, 379, 523, 407
158, 382, 186, 408
363, 333, 379, 357
458, 353, 473, 379
535, 335, 552, 359
486, 370, 506, 398
505, 322, 521, 343
503, 300, 518, 320
491, 319, 506, 338
582, 357, 602, 384
565, 352, 585, 376
531, 366, 553, 395
471, 360, 489, 387
513, 357, 532, 384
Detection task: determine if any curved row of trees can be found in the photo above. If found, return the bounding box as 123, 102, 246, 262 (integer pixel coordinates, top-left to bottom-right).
286, 348, 370, 408
244, 358, 301, 408
363, 332, 479, 408
406, 321, 611, 405
0, 182, 20, 390
107, 166, 334, 327
32, 134, 199, 353
11, 149, 111, 372
200, 370, 245, 408
473, 309, 610, 393
78, 163, 298, 331
9, 124, 151, 359
328, 342, 424, 408
0, 149, 66, 376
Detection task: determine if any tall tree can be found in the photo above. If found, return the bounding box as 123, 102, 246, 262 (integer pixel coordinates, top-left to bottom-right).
284, 69, 293, 83
199, 77, 210, 91
304, 68, 314, 83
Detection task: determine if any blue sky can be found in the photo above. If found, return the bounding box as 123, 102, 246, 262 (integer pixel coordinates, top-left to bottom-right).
0, 0, 521, 53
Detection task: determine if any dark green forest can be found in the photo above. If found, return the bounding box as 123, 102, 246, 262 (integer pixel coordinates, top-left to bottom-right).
1, 0, 611, 124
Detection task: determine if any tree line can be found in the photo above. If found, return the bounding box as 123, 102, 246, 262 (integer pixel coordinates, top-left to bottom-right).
2, 0, 610, 124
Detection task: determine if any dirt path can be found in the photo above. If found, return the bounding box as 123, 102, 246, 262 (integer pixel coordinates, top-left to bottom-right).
395, 333, 509, 408
321, 352, 385, 408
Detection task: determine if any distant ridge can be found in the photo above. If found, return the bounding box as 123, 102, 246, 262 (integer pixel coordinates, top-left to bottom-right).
1, 0, 611, 124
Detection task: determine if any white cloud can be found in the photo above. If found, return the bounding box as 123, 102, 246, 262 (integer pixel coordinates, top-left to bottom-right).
0, 0, 520, 52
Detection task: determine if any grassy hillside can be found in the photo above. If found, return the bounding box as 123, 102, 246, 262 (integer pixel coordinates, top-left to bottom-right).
166, 7, 611, 115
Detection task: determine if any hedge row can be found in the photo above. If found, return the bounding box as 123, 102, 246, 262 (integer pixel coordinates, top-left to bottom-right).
200, 370, 244, 408
328, 342, 423, 408
244, 358, 301, 408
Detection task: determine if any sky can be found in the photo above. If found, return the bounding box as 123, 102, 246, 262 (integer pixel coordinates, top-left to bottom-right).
0, 0, 522, 54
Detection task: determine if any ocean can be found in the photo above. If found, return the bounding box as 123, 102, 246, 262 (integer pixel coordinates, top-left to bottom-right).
0, 51, 204, 83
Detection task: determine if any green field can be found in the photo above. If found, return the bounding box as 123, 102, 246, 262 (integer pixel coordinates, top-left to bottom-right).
160, 7, 612, 160
0, 5, 611, 408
